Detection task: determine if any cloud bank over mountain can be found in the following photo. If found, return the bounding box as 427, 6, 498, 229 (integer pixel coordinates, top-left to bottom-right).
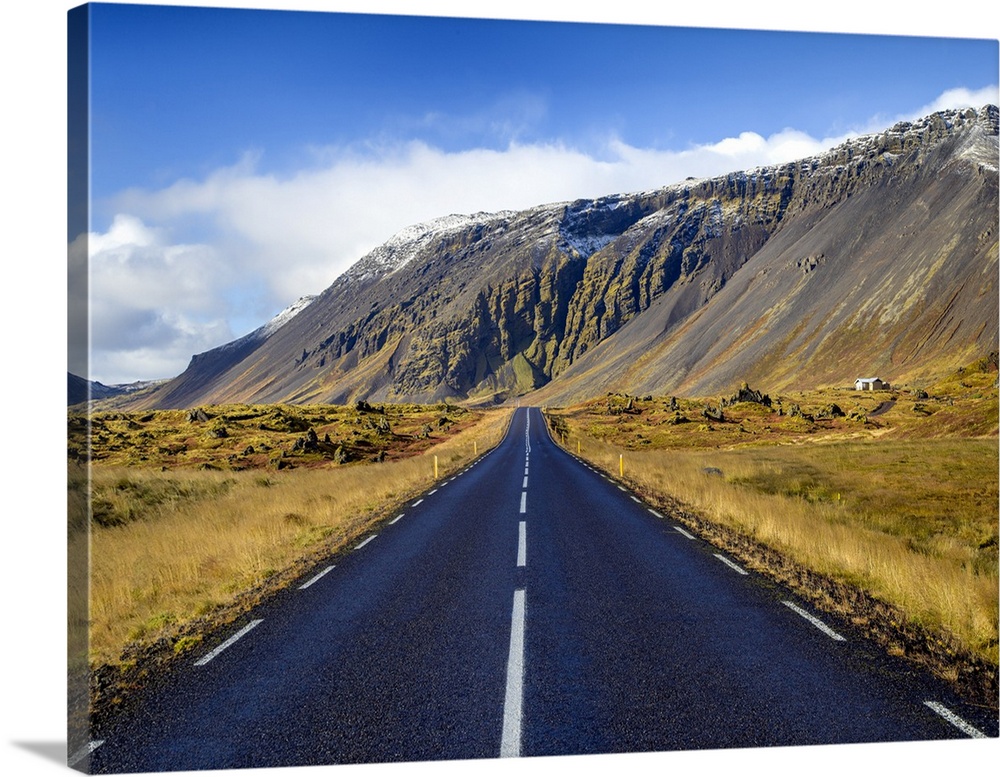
83, 85, 997, 385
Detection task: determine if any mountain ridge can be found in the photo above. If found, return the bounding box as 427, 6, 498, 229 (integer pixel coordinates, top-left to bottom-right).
123, 105, 999, 409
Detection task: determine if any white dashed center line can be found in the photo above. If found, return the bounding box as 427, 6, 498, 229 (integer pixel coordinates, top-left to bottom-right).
517, 521, 526, 567
500, 589, 526, 757
673, 525, 696, 540
519, 492, 527, 514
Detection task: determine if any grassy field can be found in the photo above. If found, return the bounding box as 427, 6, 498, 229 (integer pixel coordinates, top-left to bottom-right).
543, 357, 998, 699
69, 400, 487, 474
69, 402, 513, 689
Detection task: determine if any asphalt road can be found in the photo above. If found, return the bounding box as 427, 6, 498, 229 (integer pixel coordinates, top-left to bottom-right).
82, 407, 997, 772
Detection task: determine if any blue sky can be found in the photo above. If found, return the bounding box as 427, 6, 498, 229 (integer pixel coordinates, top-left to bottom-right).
88, 8, 995, 197
69, 1, 999, 384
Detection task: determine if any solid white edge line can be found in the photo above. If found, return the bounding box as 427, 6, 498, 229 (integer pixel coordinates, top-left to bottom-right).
782, 600, 846, 641
299, 565, 335, 589
354, 534, 377, 550
517, 521, 527, 567
673, 525, 695, 539
714, 553, 748, 575
519, 491, 527, 513
194, 619, 264, 666
500, 589, 527, 757
68, 740, 104, 767
923, 701, 988, 738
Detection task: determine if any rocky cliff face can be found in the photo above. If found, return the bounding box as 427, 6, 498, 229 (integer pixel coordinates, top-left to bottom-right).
134, 106, 999, 409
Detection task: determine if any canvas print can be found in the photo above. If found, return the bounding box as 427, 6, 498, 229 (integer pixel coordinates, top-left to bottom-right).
67, 2, 999, 774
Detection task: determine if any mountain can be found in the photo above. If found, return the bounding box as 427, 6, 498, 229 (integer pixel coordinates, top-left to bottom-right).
68, 373, 168, 406
68, 373, 126, 405
129, 105, 999, 409
138, 295, 317, 409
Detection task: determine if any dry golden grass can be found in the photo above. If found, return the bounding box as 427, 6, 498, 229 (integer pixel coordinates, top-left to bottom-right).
81, 407, 512, 668
546, 359, 999, 670
550, 423, 998, 666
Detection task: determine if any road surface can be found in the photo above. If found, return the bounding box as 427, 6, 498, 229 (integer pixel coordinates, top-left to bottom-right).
80, 407, 997, 772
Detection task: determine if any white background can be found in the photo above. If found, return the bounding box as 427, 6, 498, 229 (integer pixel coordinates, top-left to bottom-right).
2, 2, 997, 776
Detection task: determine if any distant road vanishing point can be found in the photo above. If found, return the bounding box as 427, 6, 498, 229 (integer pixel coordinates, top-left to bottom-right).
81, 407, 996, 772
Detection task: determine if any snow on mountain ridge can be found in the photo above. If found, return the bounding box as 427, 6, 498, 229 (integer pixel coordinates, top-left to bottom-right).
557, 193, 645, 258
217, 294, 317, 353
324, 106, 997, 294
344, 211, 519, 283
260, 295, 317, 337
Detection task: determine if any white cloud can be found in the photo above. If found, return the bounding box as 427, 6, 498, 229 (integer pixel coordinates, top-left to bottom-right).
109, 128, 840, 295
81, 214, 241, 383
86, 86, 998, 384
919, 85, 1000, 116
849, 85, 1000, 136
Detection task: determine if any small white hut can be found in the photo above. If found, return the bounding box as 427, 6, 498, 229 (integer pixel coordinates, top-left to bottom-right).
855, 377, 889, 391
